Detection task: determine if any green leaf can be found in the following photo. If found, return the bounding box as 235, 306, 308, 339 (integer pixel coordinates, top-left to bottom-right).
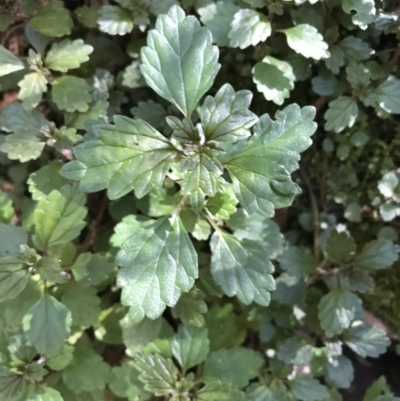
0, 254, 30, 302
225, 104, 316, 216
325, 45, 345, 74
71, 253, 115, 286
228, 9, 271, 49
343, 322, 390, 358
289, 377, 330, 401
354, 239, 400, 270
23, 295, 72, 358
324, 230, 356, 263
171, 287, 208, 327
0, 224, 27, 257
45, 39, 93, 72
339, 36, 372, 61
34, 184, 87, 249
0, 190, 13, 224
98, 5, 134, 35
378, 171, 400, 200
66, 100, 109, 130
18, 72, 47, 110
252, 56, 295, 105
198, 1, 239, 47
116, 216, 198, 321
277, 337, 314, 365
61, 283, 101, 328
318, 288, 362, 337
75, 5, 100, 28
52, 76, 92, 113
324, 96, 358, 133
374, 76, 400, 114
210, 231, 275, 306
61, 116, 177, 200
195, 381, 245, 401
278, 246, 316, 279
172, 325, 209, 369
63, 345, 110, 393
284, 24, 329, 60
36, 257, 68, 284
46, 344, 74, 371
140, 5, 220, 116
203, 348, 263, 388
201, 83, 257, 143
123, 61, 145, 89
0, 368, 29, 400
342, 0, 375, 29
246, 382, 291, 401
30, 387, 64, 401
0, 130, 45, 162
134, 353, 178, 396
122, 314, 162, 351
0, 45, 25, 77
326, 355, 354, 389
31, 0, 73, 37
207, 191, 237, 221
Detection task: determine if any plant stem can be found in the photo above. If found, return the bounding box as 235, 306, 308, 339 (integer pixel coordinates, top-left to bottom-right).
205, 210, 223, 234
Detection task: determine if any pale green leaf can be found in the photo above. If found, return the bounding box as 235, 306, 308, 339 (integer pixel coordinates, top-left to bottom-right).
195, 381, 245, 401
201, 83, 257, 142
342, 0, 375, 29
52, 76, 92, 113
123, 61, 145, 88
225, 104, 316, 216
324, 96, 358, 133
318, 288, 362, 337
34, 184, 87, 249
278, 246, 316, 279
116, 216, 198, 321
45, 39, 93, 72
65, 100, 109, 130
172, 325, 209, 369
0, 255, 30, 302
75, 5, 100, 28
23, 295, 72, 358
354, 239, 400, 270
122, 314, 162, 351
18, 72, 47, 110
140, 5, 220, 116
253, 56, 295, 105
228, 9, 271, 49
0, 190, 13, 224
203, 348, 263, 388
326, 355, 354, 389
46, 344, 74, 371
71, 253, 115, 286
289, 377, 329, 401
374, 76, 400, 114
210, 231, 275, 306
324, 230, 356, 263
0, 131, 45, 162
284, 24, 329, 60
206, 191, 237, 221
0, 45, 25, 77
171, 287, 208, 327
31, 387, 64, 401
378, 171, 400, 200
98, 5, 133, 35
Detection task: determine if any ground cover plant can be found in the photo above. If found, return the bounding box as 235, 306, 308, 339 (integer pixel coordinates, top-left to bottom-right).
1, 0, 400, 400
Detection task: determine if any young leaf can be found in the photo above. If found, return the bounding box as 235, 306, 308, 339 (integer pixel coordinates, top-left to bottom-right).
207, 191, 237, 221
289, 377, 330, 401
122, 314, 162, 351
134, 353, 178, 396
0, 45, 25, 77
318, 288, 362, 337
0, 132, 44, 163
0, 255, 30, 302
252, 56, 295, 105
116, 216, 198, 321
325, 45, 345, 74
326, 355, 354, 389
228, 9, 271, 49
284, 24, 330, 60
324, 230, 356, 263
60, 116, 177, 200
225, 104, 316, 216
140, 5, 220, 116
278, 246, 316, 279
52, 76, 92, 113
23, 295, 72, 358
324, 96, 358, 133
172, 325, 209, 369
195, 381, 245, 401
201, 84, 257, 143
210, 231, 275, 306
98, 5, 134, 35
18, 72, 47, 110
203, 348, 263, 388
171, 287, 208, 327
354, 239, 400, 270
45, 39, 93, 72
374, 76, 400, 114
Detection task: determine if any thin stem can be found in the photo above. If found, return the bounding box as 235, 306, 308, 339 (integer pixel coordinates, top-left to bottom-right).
175, 194, 189, 215
205, 210, 223, 234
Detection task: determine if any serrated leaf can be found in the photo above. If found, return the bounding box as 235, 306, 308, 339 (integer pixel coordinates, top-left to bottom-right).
140, 5, 220, 116
131, 100, 168, 132
36, 257, 68, 284
342, 0, 375, 29
116, 216, 198, 321
198, 2, 239, 47
30, 387, 63, 401
343, 322, 390, 358
318, 288, 362, 337
253, 56, 295, 105
284, 24, 329, 60
171, 287, 208, 327
23, 295, 72, 358
122, 314, 162, 351
172, 325, 209, 369
98, 5, 134, 35
325, 45, 345, 74
225, 104, 316, 216
201, 83, 257, 142
203, 348, 263, 388
277, 337, 314, 365
354, 239, 400, 270
31, 0, 73, 37
195, 381, 245, 401
228, 9, 271, 49
207, 191, 237, 221
210, 231, 275, 306
0, 45, 25, 77
18, 72, 47, 110
339, 36, 372, 61
374, 76, 400, 114
34, 184, 87, 249
71, 253, 115, 286
0, 368, 29, 400
46, 344, 74, 371
134, 353, 178, 396
123, 61, 145, 88
324, 230, 356, 263
0, 255, 30, 302
289, 377, 329, 401
324, 96, 358, 133
0, 131, 45, 162
326, 355, 354, 389
61, 283, 101, 328
278, 246, 316, 279
246, 382, 291, 401
52, 76, 91, 113
45, 39, 93, 72
66, 100, 109, 130
75, 5, 100, 28
344, 269, 374, 293
60, 116, 177, 200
